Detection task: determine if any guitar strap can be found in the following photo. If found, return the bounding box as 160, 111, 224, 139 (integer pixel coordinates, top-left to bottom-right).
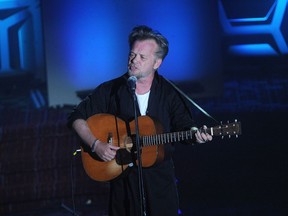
164, 77, 219, 124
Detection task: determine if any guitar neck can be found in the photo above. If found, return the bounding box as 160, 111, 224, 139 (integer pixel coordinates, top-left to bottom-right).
141, 121, 241, 146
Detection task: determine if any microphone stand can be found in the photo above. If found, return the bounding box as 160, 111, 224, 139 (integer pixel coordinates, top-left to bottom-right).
131, 89, 147, 216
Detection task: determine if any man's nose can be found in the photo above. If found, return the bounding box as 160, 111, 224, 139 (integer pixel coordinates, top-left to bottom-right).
131, 55, 139, 63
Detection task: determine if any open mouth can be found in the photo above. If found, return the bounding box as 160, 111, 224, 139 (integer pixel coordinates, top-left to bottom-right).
129, 64, 138, 71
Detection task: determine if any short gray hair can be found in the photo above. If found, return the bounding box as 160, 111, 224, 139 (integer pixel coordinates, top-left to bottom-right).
128, 25, 169, 60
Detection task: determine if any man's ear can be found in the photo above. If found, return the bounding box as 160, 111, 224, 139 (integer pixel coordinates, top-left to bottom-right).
153, 58, 162, 70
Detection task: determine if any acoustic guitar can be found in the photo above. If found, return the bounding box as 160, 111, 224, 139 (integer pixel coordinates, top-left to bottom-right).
81, 113, 241, 182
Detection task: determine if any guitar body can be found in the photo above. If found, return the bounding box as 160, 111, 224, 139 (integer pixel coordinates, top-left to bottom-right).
81, 114, 164, 182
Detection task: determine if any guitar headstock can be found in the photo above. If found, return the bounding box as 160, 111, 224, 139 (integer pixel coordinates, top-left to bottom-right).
211, 120, 242, 138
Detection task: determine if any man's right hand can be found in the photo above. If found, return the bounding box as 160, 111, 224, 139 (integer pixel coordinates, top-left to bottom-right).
93, 140, 120, 161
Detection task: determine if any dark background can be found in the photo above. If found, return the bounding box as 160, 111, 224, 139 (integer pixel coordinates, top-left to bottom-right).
0, 0, 288, 215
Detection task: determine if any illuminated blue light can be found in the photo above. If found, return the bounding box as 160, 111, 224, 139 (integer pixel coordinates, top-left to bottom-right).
30, 89, 46, 108
47, 0, 220, 91
42, 0, 223, 105
229, 1, 277, 23
229, 44, 278, 56
219, 0, 288, 55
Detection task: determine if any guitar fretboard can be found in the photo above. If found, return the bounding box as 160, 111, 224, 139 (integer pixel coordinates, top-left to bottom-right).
139, 121, 241, 146
142, 130, 195, 146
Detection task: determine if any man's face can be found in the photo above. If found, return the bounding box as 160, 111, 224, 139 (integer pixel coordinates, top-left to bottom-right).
128, 39, 162, 79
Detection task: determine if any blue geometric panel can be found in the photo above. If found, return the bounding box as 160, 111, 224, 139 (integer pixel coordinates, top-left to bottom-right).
0, 0, 44, 75
218, 0, 288, 55
0, 0, 47, 108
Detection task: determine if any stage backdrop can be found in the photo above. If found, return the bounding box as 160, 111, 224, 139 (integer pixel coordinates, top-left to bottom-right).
41, 0, 223, 106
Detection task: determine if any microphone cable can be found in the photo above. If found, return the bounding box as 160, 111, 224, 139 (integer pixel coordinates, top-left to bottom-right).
61, 149, 81, 215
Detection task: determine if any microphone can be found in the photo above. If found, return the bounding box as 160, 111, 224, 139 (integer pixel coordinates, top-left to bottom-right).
127, 76, 137, 93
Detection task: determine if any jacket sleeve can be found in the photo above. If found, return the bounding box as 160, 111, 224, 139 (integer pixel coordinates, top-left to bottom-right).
66, 83, 110, 129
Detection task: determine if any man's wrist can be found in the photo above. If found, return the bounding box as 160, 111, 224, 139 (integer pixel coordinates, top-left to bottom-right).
91, 139, 99, 152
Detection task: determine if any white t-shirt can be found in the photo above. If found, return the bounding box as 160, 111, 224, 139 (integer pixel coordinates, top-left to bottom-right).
136, 91, 150, 116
